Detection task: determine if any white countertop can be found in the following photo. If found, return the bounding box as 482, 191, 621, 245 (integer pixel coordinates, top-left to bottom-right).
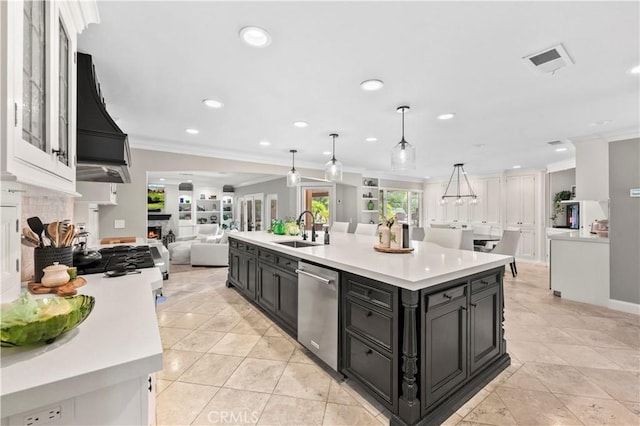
549, 231, 610, 244
230, 231, 512, 290
1, 268, 163, 417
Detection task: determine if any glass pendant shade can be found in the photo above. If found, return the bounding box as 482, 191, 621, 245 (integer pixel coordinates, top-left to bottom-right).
390, 106, 416, 171
324, 133, 343, 182
286, 149, 301, 187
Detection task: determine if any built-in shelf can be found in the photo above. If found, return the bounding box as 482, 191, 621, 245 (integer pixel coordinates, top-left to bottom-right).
148, 213, 172, 221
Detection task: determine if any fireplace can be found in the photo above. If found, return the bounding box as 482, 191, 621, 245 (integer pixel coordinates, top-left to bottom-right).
148, 226, 162, 240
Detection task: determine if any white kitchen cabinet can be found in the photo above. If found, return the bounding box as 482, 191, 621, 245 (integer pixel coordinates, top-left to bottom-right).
0, 202, 21, 302
425, 183, 446, 223
506, 175, 536, 227
0, 0, 98, 194
517, 229, 536, 258
76, 182, 117, 205
469, 177, 501, 225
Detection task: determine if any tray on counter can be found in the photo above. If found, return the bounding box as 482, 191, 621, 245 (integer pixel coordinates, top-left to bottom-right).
27, 277, 87, 296
373, 245, 414, 253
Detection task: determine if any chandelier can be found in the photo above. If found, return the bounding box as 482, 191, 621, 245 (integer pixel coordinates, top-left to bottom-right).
440, 163, 478, 205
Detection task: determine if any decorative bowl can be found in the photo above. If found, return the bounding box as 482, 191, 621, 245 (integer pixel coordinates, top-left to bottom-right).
1, 294, 95, 347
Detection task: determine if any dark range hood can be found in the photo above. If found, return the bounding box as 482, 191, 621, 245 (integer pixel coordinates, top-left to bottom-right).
77, 52, 131, 183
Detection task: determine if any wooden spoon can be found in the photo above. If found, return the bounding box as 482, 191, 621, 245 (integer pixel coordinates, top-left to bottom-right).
47, 222, 60, 248
62, 224, 75, 247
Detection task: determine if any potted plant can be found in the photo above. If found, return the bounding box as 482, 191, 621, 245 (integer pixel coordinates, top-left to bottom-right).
551, 190, 573, 226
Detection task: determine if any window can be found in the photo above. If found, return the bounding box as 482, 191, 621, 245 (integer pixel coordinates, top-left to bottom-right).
22, 0, 47, 150
298, 183, 334, 231
380, 189, 422, 227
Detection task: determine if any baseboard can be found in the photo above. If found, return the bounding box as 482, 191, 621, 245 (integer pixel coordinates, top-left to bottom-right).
608, 298, 640, 315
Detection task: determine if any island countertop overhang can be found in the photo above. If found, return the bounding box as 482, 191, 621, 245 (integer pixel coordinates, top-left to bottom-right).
229, 231, 511, 290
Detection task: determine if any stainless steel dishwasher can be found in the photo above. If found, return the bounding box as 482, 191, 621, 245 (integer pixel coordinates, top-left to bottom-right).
296, 261, 340, 371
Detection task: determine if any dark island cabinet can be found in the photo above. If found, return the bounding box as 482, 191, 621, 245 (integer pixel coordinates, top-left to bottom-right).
470, 281, 501, 374
227, 238, 299, 336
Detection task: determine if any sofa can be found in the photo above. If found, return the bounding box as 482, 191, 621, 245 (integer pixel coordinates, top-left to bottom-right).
168, 224, 231, 266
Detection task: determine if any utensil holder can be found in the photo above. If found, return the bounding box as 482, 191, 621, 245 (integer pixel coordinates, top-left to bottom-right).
34, 246, 73, 283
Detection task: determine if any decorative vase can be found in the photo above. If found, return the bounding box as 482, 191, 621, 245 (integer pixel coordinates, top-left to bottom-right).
367, 200, 375, 210
390, 222, 402, 249
379, 226, 390, 248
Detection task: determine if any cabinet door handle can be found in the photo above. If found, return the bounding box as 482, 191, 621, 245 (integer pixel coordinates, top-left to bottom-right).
470, 303, 477, 308
365, 349, 373, 355
460, 306, 467, 311
366, 311, 373, 317
480, 280, 489, 285
285, 261, 291, 266
443, 293, 452, 300
364, 289, 372, 298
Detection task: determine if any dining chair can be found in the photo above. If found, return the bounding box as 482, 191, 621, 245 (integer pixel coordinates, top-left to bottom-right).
354, 223, 379, 236
424, 228, 463, 249
430, 223, 452, 229
480, 229, 521, 277
411, 227, 425, 241
472, 224, 492, 235
331, 221, 349, 233
460, 229, 474, 251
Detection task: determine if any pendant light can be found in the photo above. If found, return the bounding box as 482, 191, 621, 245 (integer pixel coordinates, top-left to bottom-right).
286, 149, 301, 187
324, 133, 343, 182
391, 106, 416, 171
440, 163, 478, 205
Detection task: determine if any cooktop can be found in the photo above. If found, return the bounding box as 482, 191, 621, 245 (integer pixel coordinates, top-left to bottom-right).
77, 245, 156, 275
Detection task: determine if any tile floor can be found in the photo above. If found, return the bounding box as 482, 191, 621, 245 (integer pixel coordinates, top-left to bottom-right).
155, 263, 640, 425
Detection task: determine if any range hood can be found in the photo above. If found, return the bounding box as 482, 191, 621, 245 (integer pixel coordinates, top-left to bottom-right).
77, 52, 131, 183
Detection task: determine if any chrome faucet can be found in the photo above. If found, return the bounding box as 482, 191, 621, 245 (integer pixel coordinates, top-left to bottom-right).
296, 210, 316, 242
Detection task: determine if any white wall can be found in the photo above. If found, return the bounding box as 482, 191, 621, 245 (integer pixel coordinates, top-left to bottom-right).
575, 140, 609, 201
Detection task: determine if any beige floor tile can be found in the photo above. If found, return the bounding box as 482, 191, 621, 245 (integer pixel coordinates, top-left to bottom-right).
156, 381, 219, 426
218, 303, 256, 317
578, 367, 640, 402
192, 301, 229, 316
225, 358, 287, 393
209, 333, 261, 357
162, 298, 207, 313
156, 378, 172, 395
608, 327, 640, 348
495, 386, 582, 425
323, 402, 380, 425
247, 336, 295, 361
289, 348, 316, 364
563, 328, 630, 349
522, 363, 610, 398
192, 388, 271, 425
455, 389, 490, 418
230, 318, 270, 336
342, 381, 387, 417
462, 392, 517, 425
178, 353, 244, 386
327, 380, 361, 406
199, 314, 243, 333
158, 349, 203, 380
524, 326, 583, 345
504, 340, 568, 365
168, 312, 214, 329
504, 310, 550, 326
441, 412, 463, 425
556, 394, 640, 425
592, 346, 640, 371
546, 343, 623, 369
620, 401, 640, 416
264, 325, 287, 338
274, 362, 332, 401
157, 310, 185, 327
159, 327, 192, 348
500, 365, 549, 392
172, 329, 226, 352
375, 410, 390, 425
258, 395, 326, 425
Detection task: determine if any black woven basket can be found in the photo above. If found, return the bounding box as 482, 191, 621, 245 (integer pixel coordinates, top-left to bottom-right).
33, 246, 73, 283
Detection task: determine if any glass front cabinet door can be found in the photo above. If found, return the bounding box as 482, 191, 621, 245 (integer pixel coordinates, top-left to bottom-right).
1, 0, 98, 193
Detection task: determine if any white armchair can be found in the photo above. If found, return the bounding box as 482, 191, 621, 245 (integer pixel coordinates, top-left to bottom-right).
175, 224, 221, 242
168, 224, 222, 264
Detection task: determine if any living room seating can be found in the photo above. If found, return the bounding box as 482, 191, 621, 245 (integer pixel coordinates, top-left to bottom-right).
168, 224, 223, 265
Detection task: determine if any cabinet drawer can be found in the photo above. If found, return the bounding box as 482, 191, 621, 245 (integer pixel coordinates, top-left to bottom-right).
471, 273, 499, 293
259, 249, 275, 263
276, 255, 298, 273
345, 277, 394, 311
346, 299, 392, 352
427, 285, 467, 309
237, 242, 246, 251
345, 333, 393, 404
230, 239, 239, 249
246, 244, 258, 255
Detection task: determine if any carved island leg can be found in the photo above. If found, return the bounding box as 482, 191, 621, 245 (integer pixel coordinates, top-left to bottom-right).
399, 289, 421, 424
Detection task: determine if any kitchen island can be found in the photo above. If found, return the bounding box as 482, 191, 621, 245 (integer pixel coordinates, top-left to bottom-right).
227, 231, 512, 426
1, 268, 163, 425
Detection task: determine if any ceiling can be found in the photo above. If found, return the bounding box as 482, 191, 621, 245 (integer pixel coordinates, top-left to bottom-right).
78, 1, 640, 180
147, 171, 278, 187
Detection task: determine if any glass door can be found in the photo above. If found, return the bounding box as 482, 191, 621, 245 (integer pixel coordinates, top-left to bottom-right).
299, 184, 334, 232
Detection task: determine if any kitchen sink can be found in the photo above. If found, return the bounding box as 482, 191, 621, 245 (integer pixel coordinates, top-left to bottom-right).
274, 240, 318, 248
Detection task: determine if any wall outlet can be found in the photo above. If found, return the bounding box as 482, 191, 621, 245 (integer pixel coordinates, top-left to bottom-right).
23, 406, 61, 425
114, 219, 125, 229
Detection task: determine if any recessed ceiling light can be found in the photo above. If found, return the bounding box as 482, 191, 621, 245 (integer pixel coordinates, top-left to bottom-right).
159, 178, 165, 181
187, 180, 193, 183
512, 165, 522, 169
202, 99, 224, 108
629, 65, 640, 74
589, 120, 612, 126
185, 128, 199, 134
293, 121, 308, 128
259, 140, 271, 146
555, 147, 568, 152
239, 26, 271, 48
322, 151, 332, 156
360, 79, 384, 91
365, 137, 378, 142
424, 176, 431, 179
437, 113, 456, 120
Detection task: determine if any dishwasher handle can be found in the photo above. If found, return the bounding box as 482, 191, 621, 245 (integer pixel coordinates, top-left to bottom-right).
295, 268, 333, 284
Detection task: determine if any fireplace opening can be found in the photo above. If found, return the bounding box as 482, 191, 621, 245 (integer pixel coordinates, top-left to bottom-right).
148, 226, 162, 240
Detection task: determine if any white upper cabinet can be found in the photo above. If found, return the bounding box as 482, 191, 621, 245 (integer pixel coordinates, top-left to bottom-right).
1, 0, 98, 194
506, 175, 536, 227
425, 182, 446, 223
469, 177, 501, 225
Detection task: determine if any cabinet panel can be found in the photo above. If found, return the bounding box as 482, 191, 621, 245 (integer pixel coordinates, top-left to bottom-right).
275, 270, 297, 332
344, 333, 393, 404
345, 299, 393, 351
245, 256, 257, 299
518, 229, 536, 258
425, 183, 446, 223
470, 284, 500, 374
506, 177, 521, 226
257, 263, 277, 312
520, 176, 536, 226
485, 178, 501, 224
229, 250, 240, 284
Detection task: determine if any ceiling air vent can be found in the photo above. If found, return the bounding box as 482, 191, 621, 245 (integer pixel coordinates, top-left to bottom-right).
547, 140, 563, 146
523, 44, 573, 74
